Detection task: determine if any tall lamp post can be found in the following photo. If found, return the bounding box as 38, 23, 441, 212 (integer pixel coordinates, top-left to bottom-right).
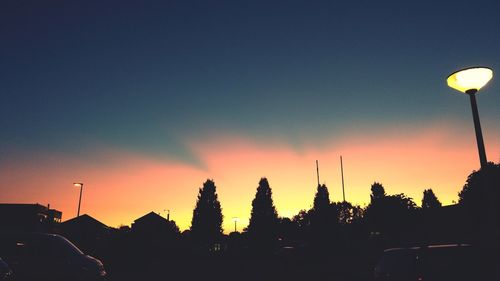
232, 217, 239, 232
446, 66, 493, 168
73, 182, 84, 217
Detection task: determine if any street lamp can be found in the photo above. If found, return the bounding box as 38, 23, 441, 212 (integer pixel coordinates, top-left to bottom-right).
232, 217, 239, 232
73, 182, 84, 217
447, 66, 493, 168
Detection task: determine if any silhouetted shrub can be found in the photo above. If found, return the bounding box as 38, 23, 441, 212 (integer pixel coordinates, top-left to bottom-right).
364, 182, 417, 245
422, 188, 442, 209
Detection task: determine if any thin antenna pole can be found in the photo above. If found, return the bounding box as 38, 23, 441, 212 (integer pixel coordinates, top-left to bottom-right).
340, 156, 346, 202
316, 160, 320, 186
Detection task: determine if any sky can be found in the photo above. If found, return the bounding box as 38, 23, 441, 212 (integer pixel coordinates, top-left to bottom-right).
1, 0, 499, 232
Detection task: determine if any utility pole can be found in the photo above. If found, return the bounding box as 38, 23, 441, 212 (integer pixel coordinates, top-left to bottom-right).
232, 217, 239, 232
340, 156, 346, 202
316, 160, 320, 186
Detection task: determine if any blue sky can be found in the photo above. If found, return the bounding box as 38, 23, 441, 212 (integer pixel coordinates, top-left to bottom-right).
2, 0, 500, 165
2, 0, 500, 228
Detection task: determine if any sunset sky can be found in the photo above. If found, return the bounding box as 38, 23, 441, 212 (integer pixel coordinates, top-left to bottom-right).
1, 0, 499, 232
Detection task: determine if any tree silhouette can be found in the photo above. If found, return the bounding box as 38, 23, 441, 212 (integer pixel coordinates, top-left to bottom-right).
370, 182, 386, 202
190, 179, 223, 248
365, 182, 417, 244
458, 163, 499, 209
331, 201, 364, 225
292, 209, 311, 229
247, 178, 279, 250
422, 188, 442, 209
458, 163, 500, 244
313, 184, 330, 213
310, 183, 340, 250
311, 184, 333, 226
292, 209, 312, 243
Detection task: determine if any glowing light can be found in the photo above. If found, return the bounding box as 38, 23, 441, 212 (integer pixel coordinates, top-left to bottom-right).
73, 182, 83, 188
447, 67, 493, 93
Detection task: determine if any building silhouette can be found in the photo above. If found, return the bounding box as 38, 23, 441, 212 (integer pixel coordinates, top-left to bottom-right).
0, 203, 62, 232
132, 211, 178, 236
60, 214, 111, 240
59, 214, 112, 256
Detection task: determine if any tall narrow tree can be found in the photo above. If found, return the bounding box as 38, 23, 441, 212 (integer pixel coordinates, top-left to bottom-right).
247, 178, 278, 245
190, 179, 223, 246
310, 183, 336, 244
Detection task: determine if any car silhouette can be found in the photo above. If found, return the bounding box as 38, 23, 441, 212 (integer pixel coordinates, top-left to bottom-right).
373, 244, 487, 281
0, 258, 13, 280
0, 232, 106, 281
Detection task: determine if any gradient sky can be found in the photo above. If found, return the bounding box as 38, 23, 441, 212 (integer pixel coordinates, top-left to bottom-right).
1, 0, 499, 232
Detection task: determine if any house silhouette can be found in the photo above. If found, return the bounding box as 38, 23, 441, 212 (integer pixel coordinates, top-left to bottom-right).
132, 211, 177, 236
61, 214, 110, 237
129, 212, 181, 256
0, 203, 62, 232
60, 214, 112, 254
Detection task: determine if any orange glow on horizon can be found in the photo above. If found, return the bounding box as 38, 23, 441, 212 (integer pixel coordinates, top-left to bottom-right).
1, 124, 498, 233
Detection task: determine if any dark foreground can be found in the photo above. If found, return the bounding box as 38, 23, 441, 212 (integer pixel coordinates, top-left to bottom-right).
106, 255, 373, 281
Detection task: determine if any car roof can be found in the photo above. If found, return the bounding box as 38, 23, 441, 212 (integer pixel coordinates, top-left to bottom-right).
384, 244, 471, 253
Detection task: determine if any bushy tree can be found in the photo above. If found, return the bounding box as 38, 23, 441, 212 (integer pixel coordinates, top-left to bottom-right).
458, 163, 500, 208
364, 182, 417, 243
331, 201, 364, 225
190, 179, 223, 246
247, 178, 279, 247
313, 184, 330, 213
422, 188, 442, 209
277, 217, 301, 243
292, 209, 311, 229
370, 182, 386, 202
458, 163, 500, 241
292, 209, 312, 242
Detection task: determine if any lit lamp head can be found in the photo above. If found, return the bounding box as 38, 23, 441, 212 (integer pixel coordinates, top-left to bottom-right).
447, 67, 493, 94
73, 182, 83, 188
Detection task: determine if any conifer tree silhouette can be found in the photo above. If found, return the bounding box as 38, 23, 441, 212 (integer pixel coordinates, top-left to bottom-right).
311, 183, 332, 230
247, 178, 279, 250
310, 183, 338, 250
190, 179, 223, 248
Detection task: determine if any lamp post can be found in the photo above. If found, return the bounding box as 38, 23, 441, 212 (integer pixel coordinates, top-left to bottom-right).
447, 66, 493, 168
232, 217, 239, 232
73, 182, 84, 217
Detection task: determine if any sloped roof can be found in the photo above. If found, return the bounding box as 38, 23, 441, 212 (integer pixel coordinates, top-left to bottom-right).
62, 214, 109, 229
133, 211, 168, 224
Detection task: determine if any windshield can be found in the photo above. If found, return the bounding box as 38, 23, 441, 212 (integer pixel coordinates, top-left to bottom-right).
51, 235, 84, 256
